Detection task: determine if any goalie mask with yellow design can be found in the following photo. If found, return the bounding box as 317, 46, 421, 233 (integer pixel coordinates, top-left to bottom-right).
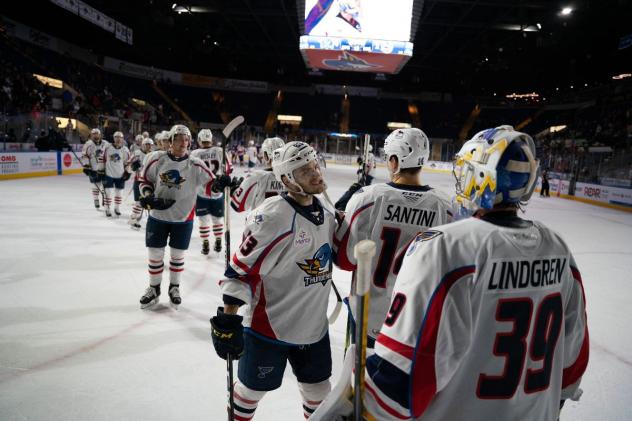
453, 125, 539, 215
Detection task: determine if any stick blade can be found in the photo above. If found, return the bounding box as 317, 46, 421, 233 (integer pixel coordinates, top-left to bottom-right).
222, 116, 245, 139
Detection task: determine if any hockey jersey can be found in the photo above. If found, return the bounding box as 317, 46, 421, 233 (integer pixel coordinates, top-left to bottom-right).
363, 216, 589, 421
246, 146, 258, 164
334, 182, 452, 340
82, 139, 110, 171
140, 151, 215, 223
190, 146, 229, 199
130, 149, 147, 181
221, 193, 336, 345
103, 144, 131, 179
230, 169, 285, 213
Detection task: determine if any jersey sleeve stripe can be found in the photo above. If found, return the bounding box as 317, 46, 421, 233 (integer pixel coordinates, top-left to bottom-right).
410, 265, 476, 418
376, 334, 415, 360
563, 267, 589, 389
233, 183, 257, 213
250, 278, 276, 339
334, 202, 374, 270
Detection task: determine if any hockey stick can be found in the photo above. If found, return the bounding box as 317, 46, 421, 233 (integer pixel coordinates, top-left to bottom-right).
221, 115, 244, 421
318, 188, 344, 324
359, 134, 371, 186
353, 240, 376, 421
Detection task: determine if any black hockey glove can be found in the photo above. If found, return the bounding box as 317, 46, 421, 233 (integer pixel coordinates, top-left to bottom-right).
131, 160, 142, 172
211, 174, 232, 193
230, 176, 244, 195
139, 193, 176, 210
334, 182, 363, 211
210, 307, 244, 360
82, 165, 93, 176
122, 171, 131, 181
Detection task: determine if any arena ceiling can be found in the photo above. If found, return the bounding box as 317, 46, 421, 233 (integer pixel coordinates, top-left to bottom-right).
4, 0, 631, 96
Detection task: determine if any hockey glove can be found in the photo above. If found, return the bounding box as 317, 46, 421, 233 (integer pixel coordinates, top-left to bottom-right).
139, 193, 176, 210
334, 182, 363, 211
210, 308, 244, 360
122, 171, 131, 181
230, 176, 244, 195
211, 174, 232, 193
82, 165, 93, 176
130, 160, 142, 172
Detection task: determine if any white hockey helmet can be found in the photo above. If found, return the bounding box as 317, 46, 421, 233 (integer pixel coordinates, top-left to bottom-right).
90, 128, 101, 136
168, 124, 191, 142
368, 144, 373, 152
142, 138, 154, 146
272, 141, 317, 184
198, 129, 213, 144
113, 131, 124, 139
383, 128, 430, 173
142, 131, 149, 138
454, 125, 539, 214
261, 137, 285, 161
249, 140, 255, 146
135, 134, 143, 143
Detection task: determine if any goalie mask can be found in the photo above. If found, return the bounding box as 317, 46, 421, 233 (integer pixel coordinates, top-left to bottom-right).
383, 128, 430, 173
454, 125, 539, 215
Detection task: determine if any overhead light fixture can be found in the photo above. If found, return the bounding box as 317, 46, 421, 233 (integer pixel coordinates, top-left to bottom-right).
171, 3, 177, 9
506, 92, 539, 100
612, 73, 631, 80
387, 122, 412, 129
561, 7, 573, 16
550, 125, 567, 133
277, 115, 302, 124
536, 23, 542, 29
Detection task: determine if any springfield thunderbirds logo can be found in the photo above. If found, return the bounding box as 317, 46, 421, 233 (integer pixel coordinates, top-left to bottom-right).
159, 169, 186, 189
297, 244, 333, 287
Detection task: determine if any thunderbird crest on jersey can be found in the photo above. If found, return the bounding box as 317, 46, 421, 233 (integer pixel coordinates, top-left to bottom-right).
159, 170, 186, 189
297, 243, 332, 287
407, 229, 443, 255
109, 153, 121, 162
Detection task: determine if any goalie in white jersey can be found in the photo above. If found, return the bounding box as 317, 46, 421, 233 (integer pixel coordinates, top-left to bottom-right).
362, 126, 589, 421
211, 142, 337, 420
334, 128, 452, 346
137, 125, 228, 309
230, 136, 286, 213
102, 131, 131, 218
81, 128, 109, 209
190, 129, 236, 255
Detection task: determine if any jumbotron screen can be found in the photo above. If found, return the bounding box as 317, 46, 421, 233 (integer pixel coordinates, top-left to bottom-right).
299, 0, 414, 74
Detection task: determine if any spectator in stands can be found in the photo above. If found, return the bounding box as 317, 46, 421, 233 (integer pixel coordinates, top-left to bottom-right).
35, 129, 49, 151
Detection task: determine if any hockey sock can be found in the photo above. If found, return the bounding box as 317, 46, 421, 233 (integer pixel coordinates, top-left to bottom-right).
105, 188, 113, 209
92, 187, 99, 201
212, 217, 224, 239
233, 381, 266, 420
131, 201, 143, 220
298, 380, 331, 419
114, 188, 122, 210
169, 248, 185, 285
148, 247, 165, 287
198, 215, 211, 241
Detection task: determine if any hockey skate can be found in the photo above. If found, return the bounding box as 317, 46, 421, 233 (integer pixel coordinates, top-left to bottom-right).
94, 199, 100, 210
168, 284, 181, 309
140, 285, 160, 309
214, 237, 222, 253
105, 208, 112, 217
201, 239, 210, 255
114, 208, 121, 217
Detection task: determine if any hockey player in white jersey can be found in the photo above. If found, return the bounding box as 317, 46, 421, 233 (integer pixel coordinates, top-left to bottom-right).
356, 144, 377, 185
246, 139, 258, 171
190, 129, 234, 254
128, 137, 154, 229
230, 136, 285, 213
211, 141, 337, 420
81, 128, 110, 209
362, 126, 589, 421
102, 131, 131, 217
138, 124, 229, 309
334, 128, 453, 346
130, 134, 143, 154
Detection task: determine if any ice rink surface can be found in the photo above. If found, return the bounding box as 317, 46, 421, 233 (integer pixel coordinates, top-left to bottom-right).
1, 163, 631, 421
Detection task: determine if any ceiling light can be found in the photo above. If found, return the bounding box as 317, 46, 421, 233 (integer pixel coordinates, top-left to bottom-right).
536, 23, 542, 29
172, 3, 177, 9
561, 7, 573, 15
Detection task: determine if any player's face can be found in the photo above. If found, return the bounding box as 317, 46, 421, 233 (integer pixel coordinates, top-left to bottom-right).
91, 133, 101, 143
114, 136, 123, 147
201, 141, 212, 149
142, 144, 152, 153
293, 160, 325, 194
170, 134, 190, 157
